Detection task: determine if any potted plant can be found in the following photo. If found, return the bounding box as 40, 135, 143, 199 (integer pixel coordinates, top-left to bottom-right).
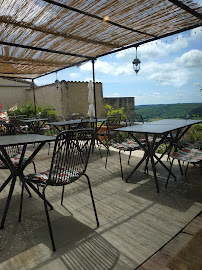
97, 104, 127, 142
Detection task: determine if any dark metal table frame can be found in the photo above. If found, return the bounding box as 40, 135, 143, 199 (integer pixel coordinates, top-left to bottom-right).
20, 118, 48, 134
116, 119, 202, 192
47, 118, 107, 132
48, 118, 107, 151
0, 134, 56, 229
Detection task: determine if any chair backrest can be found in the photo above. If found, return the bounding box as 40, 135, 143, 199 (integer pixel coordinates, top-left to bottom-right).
80, 116, 97, 129
48, 129, 95, 186
107, 114, 122, 130
0, 123, 19, 157
128, 113, 144, 125
0, 123, 16, 136
47, 114, 58, 122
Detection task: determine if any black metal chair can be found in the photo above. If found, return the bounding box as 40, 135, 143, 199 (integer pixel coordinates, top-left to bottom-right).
98, 114, 122, 144
128, 112, 144, 125
19, 129, 99, 251
0, 123, 36, 171
106, 138, 142, 179
97, 113, 122, 157
9, 115, 29, 134
101, 114, 138, 178
166, 145, 202, 188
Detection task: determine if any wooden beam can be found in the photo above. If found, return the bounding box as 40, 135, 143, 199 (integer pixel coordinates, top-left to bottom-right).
167, 0, 202, 20
0, 41, 93, 60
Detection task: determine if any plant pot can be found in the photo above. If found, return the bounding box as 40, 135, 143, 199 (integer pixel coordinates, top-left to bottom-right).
72, 114, 79, 120
97, 125, 108, 141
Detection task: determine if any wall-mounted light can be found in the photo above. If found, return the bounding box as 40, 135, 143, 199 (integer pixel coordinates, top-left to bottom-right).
132, 47, 141, 74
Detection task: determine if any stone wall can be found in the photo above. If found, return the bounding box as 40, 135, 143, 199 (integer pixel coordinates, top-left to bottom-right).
0, 78, 135, 119
0, 78, 32, 109
103, 97, 135, 117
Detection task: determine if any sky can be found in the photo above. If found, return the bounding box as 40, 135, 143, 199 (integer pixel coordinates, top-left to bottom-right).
35, 25, 202, 106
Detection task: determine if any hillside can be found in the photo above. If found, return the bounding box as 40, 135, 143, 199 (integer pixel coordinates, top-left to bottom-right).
135, 103, 202, 122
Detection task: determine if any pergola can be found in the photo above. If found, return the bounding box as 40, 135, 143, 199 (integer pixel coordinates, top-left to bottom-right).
0, 0, 201, 114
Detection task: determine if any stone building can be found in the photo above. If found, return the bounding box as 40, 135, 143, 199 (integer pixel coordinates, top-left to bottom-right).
0, 77, 134, 119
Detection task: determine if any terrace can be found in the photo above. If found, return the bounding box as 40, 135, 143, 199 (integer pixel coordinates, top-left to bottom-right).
1, 1, 202, 269
1, 144, 201, 269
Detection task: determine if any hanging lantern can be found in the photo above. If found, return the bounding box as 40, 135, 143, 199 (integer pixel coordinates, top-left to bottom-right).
55, 72, 60, 89
132, 47, 141, 74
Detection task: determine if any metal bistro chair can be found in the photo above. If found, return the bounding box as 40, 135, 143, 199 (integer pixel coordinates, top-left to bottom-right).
104, 114, 143, 179
107, 138, 142, 179
0, 123, 36, 197
103, 114, 140, 178
0, 123, 36, 172
9, 115, 29, 134
128, 112, 144, 125
166, 144, 202, 188
97, 114, 122, 157
19, 129, 99, 251
98, 114, 122, 148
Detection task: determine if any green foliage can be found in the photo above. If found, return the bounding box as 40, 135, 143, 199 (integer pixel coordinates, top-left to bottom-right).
184, 123, 202, 141
7, 101, 57, 118
105, 104, 126, 119
135, 103, 202, 122
155, 143, 169, 154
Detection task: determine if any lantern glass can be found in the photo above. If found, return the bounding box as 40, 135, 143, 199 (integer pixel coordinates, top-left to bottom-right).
132, 58, 141, 74
55, 79, 60, 89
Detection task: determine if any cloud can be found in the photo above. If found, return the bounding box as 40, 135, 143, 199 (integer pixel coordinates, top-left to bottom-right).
80, 59, 133, 76
175, 49, 202, 68
194, 82, 202, 87
115, 36, 189, 62
192, 0, 202, 7
140, 49, 202, 87
176, 89, 184, 93
189, 26, 202, 40
112, 93, 120, 97
80, 59, 114, 74
142, 60, 191, 87
105, 92, 120, 97
69, 72, 79, 78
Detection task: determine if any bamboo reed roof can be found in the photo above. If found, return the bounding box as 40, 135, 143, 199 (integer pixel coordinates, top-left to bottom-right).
0, 0, 201, 79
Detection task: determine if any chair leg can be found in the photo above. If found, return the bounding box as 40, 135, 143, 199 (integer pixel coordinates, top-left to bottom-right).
105, 147, 110, 169
97, 140, 102, 159
24, 183, 32, 197
144, 157, 149, 173
185, 162, 189, 176
178, 160, 183, 175
48, 142, 50, 155
61, 185, 65, 205
84, 174, 99, 228
165, 158, 174, 188
18, 182, 25, 222
118, 151, 124, 180
31, 161, 37, 173
95, 138, 102, 158
43, 187, 56, 252
128, 150, 131, 165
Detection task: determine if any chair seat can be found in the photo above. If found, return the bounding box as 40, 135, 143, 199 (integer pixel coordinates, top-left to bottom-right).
110, 139, 141, 151
170, 148, 202, 163
131, 136, 162, 143
25, 168, 83, 186
97, 130, 117, 137
178, 140, 202, 150
0, 152, 26, 168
